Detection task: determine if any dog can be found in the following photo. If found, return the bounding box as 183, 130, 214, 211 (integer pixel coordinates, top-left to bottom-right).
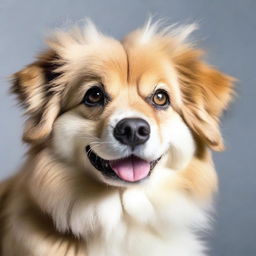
0, 20, 234, 256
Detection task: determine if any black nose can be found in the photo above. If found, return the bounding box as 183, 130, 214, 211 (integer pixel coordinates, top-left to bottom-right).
113, 118, 150, 148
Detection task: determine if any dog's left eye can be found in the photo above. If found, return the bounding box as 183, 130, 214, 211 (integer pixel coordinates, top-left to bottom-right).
83, 86, 106, 107
151, 89, 170, 108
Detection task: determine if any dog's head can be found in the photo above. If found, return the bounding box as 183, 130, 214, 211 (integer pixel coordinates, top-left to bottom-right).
11, 21, 234, 187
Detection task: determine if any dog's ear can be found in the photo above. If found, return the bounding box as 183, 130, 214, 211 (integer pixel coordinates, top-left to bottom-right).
11, 51, 62, 144
174, 49, 235, 151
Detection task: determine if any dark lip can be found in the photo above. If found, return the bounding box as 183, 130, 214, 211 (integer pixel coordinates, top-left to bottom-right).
85, 145, 162, 183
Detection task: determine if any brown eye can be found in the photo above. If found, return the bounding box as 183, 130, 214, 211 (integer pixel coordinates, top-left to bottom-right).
83, 86, 106, 106
152, 89, 170, 108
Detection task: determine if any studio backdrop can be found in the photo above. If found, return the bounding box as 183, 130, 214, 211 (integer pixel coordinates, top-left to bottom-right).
0, 0, 255, 255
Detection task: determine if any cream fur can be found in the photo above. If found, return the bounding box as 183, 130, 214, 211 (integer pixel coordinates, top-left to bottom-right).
0, 19, 234, 256
2, 151, 209, 256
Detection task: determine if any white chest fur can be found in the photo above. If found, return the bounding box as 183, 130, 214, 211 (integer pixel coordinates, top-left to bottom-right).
68, 170, 209, 256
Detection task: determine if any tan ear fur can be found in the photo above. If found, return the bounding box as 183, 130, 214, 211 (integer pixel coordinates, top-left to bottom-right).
11, 51, 62, 144
174, 49, 235, 151
22, 95, 61, 143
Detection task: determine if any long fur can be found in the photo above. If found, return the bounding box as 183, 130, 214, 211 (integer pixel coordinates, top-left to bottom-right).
0, 20, 234, 256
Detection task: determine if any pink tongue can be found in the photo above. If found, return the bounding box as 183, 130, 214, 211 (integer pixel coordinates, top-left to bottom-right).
110, 156, 150, 182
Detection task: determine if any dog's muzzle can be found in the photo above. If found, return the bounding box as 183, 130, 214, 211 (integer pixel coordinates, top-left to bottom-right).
85, 118, 162, 184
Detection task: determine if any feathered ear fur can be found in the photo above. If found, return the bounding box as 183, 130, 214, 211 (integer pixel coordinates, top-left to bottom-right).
11, 51, 62, 143
174, 49, 235, 151
10, 21, 103, 144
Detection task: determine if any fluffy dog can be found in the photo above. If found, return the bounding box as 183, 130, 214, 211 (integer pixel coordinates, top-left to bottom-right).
0, 20, 234, 256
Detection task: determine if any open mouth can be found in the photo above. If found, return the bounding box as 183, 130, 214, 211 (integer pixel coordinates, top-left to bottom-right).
85, 146, 161, 183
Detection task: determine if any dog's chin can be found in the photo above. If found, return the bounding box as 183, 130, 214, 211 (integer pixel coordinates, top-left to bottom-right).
85, 145, 162, 186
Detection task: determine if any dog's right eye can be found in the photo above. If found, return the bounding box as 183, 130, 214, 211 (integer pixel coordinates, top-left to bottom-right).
82, 86, 106, 107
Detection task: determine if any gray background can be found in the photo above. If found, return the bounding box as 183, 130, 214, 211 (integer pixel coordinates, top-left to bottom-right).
0, 0, 255, 255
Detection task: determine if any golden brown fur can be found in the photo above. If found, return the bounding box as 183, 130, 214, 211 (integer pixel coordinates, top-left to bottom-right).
0, 20, 234, 256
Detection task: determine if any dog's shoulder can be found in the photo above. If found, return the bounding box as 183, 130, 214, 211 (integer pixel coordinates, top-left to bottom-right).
0, 178, 14, 253
0, 178, 14, 217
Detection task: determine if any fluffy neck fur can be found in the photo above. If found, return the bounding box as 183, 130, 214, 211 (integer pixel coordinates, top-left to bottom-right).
1, 145, 216, 256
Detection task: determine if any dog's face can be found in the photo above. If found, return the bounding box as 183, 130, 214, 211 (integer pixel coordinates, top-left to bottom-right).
11, 21, 234, 187
51, 41, 195, 186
